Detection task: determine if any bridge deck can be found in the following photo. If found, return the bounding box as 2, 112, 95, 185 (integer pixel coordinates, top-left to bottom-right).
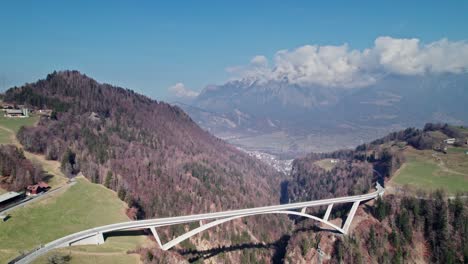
12, 184, 384, 264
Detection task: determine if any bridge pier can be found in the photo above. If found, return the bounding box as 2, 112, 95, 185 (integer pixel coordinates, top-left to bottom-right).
57, 232, 105, 248
342, 201, 360, 234
11, 184, 384, 264
150, 227, 163, 248
323, 203, 333, 221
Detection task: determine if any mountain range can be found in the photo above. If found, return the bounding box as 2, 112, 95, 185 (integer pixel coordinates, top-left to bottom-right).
178, 73, 468, 156
2, 71, 467, 263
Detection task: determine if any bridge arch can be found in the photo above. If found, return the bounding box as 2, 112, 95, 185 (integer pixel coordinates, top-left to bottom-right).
12, 184, 383, 263
156, 209, 345, 251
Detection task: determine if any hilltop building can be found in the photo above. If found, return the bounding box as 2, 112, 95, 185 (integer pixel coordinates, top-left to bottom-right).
444, 138, 456, 145
4, 108, 29, 118
35, 109, 52, 117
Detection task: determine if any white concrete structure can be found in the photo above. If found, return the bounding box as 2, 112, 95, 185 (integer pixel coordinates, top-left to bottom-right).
444, 138, 456, 144
0, 192, 22, 204
4, 108, 29, 118
11, 184, 384, 264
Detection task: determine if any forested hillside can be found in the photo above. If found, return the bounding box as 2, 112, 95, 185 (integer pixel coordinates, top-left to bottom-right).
0, 145, 44, 192
287, 142, 404, 203
288, 123, 466, 203
5, 71, 467, 263
284, 193, 468, 263
4, 71, 288, 262
284, 124, 468, 263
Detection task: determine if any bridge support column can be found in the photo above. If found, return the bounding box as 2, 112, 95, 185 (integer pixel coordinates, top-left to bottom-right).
150, 227, 163, 248
323, 203, 333, 221
96, 232, 105, 245
342, 201, 360, 234
301, 207, 307, 214
60, 232, 106, 248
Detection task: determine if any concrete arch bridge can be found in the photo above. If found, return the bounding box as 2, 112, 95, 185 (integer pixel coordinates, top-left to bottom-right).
12, 183, 384, 263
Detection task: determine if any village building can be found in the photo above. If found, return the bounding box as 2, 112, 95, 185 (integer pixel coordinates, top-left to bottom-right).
1, 103, 14, 110
4, 108, 29, 118
0, 191, 24, 209
26, 182, 50, 196
37, 109, 52, 117
444, 138, 456, 145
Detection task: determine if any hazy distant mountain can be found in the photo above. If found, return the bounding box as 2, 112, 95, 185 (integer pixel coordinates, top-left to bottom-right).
190, 79, 344, 134
180, 73, 468, 155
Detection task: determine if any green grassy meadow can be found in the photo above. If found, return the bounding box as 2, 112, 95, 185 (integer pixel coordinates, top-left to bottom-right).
314, 158, 338, 171
0, 177, 148, 263
0, 115, 39, 144
0, 115, 39, 133
393, 149, 468, 194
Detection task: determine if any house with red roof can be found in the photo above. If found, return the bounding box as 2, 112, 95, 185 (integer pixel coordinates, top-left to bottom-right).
26, 182, 50, 195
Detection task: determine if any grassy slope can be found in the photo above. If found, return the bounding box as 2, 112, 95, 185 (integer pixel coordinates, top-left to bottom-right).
314, 158, 338, 171
392, 147, 468, 194
0, 115, 39, 136
0, 115, 147, 263
0, 115, 40, 194
0, 177, 148, 263
0, 114, 67, 189
24, 152, 68, 188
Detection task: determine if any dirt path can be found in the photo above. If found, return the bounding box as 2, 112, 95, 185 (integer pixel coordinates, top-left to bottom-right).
432, 152, 466, 176
0, 123, 25, 147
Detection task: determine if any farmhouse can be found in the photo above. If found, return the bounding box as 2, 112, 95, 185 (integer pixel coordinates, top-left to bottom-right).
26, 182, 50, 195
4, 108, 29, 118
1, 103, 14, 110
444, 138, 456, 145
36, 109, 52, 117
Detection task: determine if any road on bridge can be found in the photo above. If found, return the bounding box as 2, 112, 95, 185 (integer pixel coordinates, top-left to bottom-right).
11, 184, 384, 264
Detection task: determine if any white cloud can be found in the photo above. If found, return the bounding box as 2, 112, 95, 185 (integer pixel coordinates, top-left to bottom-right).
228, 37, 468, 88
250, 55, 268, 67
375, 37, 468, 75
168, 82, 199, 98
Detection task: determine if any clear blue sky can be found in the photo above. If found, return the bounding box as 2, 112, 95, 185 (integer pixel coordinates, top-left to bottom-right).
1, 0, 467, 99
